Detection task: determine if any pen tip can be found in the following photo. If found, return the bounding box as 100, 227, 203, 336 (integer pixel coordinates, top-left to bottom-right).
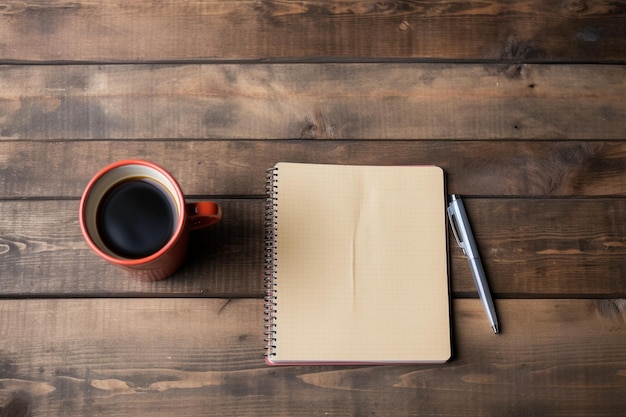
492, 324, 499, 334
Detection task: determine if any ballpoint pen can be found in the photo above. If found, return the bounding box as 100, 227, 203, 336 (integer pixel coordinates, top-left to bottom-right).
447, 194, 500, 334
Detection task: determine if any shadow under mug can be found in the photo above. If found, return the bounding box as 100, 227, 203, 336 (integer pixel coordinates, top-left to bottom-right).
79, 159, 221, 281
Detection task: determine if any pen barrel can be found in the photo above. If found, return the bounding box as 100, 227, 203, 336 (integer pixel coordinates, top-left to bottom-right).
468, 256, 497, 326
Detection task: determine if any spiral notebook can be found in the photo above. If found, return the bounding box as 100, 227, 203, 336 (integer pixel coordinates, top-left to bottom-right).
264, 163, 451, 365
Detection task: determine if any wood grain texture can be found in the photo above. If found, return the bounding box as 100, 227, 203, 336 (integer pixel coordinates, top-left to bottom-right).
0, 0, 624, 62
1, 298, 625, 416
454, 198, 626, 297
0, 0, 623, 414
0, 64, 624, 140
0, 140, 625, 198
0, 199, 264, 297
1, 198, 624, 298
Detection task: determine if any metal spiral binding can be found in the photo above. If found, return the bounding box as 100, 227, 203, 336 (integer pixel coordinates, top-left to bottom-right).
264, 167, 279, 357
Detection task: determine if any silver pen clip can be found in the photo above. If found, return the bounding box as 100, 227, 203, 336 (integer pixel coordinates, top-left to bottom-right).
447, 207, 466, 255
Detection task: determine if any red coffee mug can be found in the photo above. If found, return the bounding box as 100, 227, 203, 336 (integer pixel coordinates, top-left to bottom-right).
79, 160, 221, 281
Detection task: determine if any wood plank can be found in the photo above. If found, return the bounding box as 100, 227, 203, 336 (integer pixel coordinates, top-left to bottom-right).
1, 298, 625, 416
0, 1, 624, 62
0, 140, 625, 198
455, 198, 626, 297
1, 198, 624, 298
1, 64, 624, 140
0, 199, 264, 297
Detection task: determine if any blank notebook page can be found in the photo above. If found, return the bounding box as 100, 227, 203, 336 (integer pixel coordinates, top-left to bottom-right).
266, 163, 450, 364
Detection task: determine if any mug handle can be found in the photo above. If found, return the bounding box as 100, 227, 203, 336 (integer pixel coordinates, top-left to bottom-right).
187, 202, 222, 230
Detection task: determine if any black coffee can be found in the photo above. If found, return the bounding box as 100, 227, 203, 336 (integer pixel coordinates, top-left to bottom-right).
97, 178, 177, 259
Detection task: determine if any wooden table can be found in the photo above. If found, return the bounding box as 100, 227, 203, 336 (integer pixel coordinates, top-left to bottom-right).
1, 1, 625, 416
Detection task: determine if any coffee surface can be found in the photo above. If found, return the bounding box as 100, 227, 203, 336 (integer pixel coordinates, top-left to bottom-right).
97, 178, 177, 259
